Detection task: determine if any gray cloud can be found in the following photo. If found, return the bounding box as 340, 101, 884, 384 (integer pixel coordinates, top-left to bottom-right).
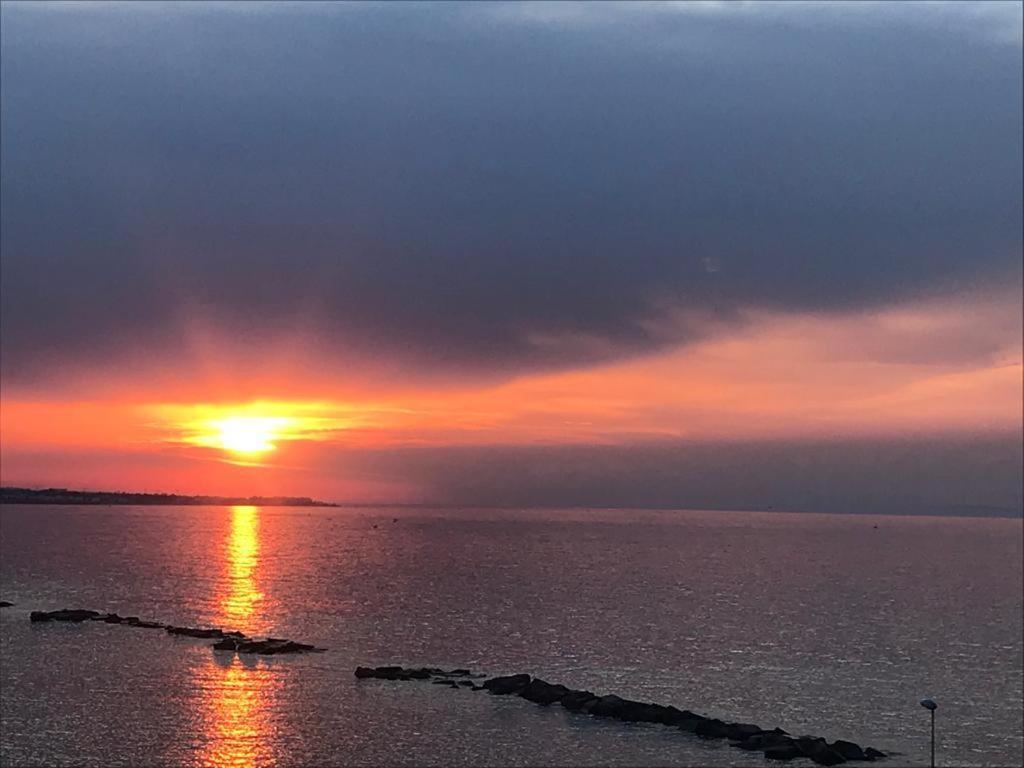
2, 1, 1021, 384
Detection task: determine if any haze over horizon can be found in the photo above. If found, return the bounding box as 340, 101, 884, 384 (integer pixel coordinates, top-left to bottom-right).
1, 1, 1021, 515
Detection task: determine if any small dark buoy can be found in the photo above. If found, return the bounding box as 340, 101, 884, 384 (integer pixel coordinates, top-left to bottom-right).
873, 525, 878, 529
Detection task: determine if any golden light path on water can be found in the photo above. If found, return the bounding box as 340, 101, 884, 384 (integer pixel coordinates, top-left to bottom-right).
198, 506, 279, 768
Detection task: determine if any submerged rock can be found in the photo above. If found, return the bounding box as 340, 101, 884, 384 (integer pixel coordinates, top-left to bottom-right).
166, 626, 224, 639
764, 743, 804, 761
796, 737, 847, 766
30, 609, 101, 622
733, 732, 794, 751
354, 662, 889, 763
519, 679, 571, 706
830, 740, 867, 761
560, 690, 599, 712
726, 723, 764, 741
352, 665, 460, 680
694, 718, 731, 739
0, 601, 14, 608
214, 637, 323, 655
588, 694, 628, 718
482, 673, 531, 695
124, 618, 164, 629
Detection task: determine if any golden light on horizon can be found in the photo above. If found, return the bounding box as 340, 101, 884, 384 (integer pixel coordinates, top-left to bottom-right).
161, 401, 357, 462
213, 416, 290, 455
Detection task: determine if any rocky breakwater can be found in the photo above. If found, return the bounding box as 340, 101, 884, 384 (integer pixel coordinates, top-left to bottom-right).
28, 608, 325, 655
354, 666, 887, 766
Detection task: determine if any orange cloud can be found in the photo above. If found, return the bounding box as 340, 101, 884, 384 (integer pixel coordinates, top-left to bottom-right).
2, 291, 1019, 498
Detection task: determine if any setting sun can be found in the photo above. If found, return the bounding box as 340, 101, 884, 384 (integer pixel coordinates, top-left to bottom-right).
214, 417, 288, 455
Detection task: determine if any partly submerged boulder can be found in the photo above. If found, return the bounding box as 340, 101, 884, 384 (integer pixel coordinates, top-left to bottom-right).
764, 743, 804, 761
30, 609, 100, 622
482, 673, 531, 695
796, 737, 847, 766
830, 740, 867, 761
166, 626, 224, 639
519, 679, 571, 706
588, 694, 628, 718
733, 732, 794, 751
0, 601, 14, 608
725, 722, 764, 741
560, 690, 599, 712
694, 718, 731, 739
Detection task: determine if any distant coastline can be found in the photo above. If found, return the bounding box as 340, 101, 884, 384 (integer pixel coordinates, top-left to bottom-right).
0, 487, 337, 507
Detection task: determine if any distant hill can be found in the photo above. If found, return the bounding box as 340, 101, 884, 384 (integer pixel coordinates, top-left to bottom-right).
0, 487, 337, 507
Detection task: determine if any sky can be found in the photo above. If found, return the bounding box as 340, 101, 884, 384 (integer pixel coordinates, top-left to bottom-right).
1, 1, 1021, 514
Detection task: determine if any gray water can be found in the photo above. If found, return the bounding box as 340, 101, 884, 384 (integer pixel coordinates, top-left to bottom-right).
0, 505, 1021, 767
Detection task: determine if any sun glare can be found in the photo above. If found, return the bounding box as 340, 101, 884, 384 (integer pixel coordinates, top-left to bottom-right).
213, 417, 289, 455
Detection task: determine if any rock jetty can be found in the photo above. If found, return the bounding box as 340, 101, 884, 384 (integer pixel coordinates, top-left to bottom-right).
354, 666, 887, 765
28, 607, 325, 655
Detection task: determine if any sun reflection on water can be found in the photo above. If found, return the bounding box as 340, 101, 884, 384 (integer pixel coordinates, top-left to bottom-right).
222, 505, 264, 630
196, 506, 279, 768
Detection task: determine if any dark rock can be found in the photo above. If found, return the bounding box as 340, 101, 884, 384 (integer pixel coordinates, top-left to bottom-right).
0, 601, 13, 608
368, 666, 412, 681
519, 679, 571, 705
588, 694, 627, 718
734, 733, 794, 751
458, 680, 475, 687
225, 630, 246, 638
695, 718, 731, 739
797, 737, 847, 766
166, 626, 224, 639
560, 690, 599, 712
677, 714, 708, 732
726, 723, 764, 741
407, 668, 432, 680
617, 701, 672, 724
100, 613, 124, 624
448, 669, 472, 677
213, 637, 240, 651
236, 639, 319, 655
355, 666, 376, 678
864, 747, 886, 760
659, 706, 698, 727
471, 685, 485, 691
30, 609, 100, 622
127, 620, 164, 629
830, 740, 866, 761
482, 673, 531, 695
764, 743, 804, 761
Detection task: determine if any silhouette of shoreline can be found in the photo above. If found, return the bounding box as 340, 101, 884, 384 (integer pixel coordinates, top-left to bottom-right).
0, 487, 336, 507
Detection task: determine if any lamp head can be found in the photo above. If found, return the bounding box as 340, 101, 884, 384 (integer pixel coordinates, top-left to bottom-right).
920, 698, 937, 711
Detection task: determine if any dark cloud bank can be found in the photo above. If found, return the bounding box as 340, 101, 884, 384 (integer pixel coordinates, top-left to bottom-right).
1, 1, 1021, 383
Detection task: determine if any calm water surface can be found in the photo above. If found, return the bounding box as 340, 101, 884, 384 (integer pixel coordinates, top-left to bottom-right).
1, 505, 1021, 767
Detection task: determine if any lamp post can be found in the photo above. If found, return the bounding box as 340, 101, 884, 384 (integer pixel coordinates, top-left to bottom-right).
920, 698, 937, 768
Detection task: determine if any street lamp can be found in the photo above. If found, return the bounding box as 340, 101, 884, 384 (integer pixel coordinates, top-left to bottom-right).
920, 698, 937, 768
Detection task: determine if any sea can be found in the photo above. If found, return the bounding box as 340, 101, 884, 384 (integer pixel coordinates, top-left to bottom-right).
0, 505, 1021, 767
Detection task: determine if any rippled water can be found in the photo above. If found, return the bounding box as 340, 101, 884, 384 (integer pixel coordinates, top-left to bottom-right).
1, 505, 1021, 767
